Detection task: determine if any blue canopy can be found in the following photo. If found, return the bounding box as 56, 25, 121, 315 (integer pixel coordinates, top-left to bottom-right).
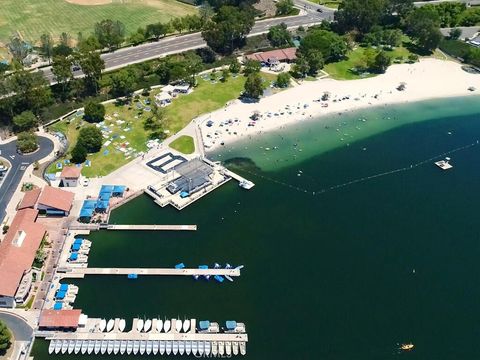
112, 185, 126, 195
180, 191, 189, 198
199, 320, 210, 330
99, 192, 111, 201
95, 200, 109, 210
74, 238, 83, 244
198, 265, 208, 269
71, 243, 81, 251
53, 302, 63, 310
226, 321, 237, 330
56, 290, 66, 300
214, 275, 224, 283
100, 185, 114, 193
79, 208, 94, 218
59, 284, 68, 292
82, 200, 97, 209
69, 253, 78, 261
175, 263, 185, 269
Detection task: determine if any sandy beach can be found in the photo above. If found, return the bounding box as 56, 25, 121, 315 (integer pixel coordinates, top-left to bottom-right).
198, 59, 480, 152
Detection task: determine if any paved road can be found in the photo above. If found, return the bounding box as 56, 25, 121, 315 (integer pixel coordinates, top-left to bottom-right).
0, 136, 54, 223
40, 7, 334, 84
0, 312, 34, 342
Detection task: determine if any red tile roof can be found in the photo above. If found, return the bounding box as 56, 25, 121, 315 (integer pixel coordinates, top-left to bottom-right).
0, 209, 46, 297
17, 188, 41, 210
37, 186, 74, 213
39, 309, 82, 328
245, 47, 297, 63
60, 166, 81, 179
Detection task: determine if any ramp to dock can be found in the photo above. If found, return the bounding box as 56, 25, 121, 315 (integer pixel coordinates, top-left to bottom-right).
63, 267, 241, 278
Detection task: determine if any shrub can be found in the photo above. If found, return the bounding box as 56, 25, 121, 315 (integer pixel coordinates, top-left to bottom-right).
276, 72, 291, 88
84, 101, 105, 123
16, 132, 38, 153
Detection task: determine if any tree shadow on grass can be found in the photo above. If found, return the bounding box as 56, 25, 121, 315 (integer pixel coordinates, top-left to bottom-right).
403, 41, 433, 57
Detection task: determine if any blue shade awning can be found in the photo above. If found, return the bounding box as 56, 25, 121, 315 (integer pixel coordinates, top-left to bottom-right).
95, 200, 109, 209
226, 321, 237, 330
55, 291, 66, 300
53, 302, 63, 310
71, 243, 81, 251
69, 253, 78, 261
79, 208, 94, 218
199, 321, 210, 330
74, 238, 83, 244
100, 185, 114, 193
82, 200, 97, 209
59, 284, 68, 292
112, 185, 126, 194
175, 263, 185, 269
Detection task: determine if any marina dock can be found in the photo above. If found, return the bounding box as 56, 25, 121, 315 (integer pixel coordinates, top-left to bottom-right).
105, 224, 197, 231
60, 267, 242, 278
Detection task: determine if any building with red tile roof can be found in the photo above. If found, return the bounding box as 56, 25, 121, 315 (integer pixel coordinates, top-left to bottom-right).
38, 309, 82, 330
37, 186, 74, 216
0, 209, 46, 308
60, 166, 81, 187
245, 47, 297, 64
17, 188, 41, 210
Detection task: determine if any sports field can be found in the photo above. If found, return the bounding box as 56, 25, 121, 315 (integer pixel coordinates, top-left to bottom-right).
0, 0, 196, 44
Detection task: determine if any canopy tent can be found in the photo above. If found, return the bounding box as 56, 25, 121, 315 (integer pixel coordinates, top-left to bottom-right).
71, 243, 81, 252
79, 208, 94, 218
73, 238, 83, 245
175, 263, 185, 269
53, 302, 63, 310
59, 284, 68, 292
95, 200, 109, 211
55, 290, 66, 300
100, 185, 114, 193
99, 192, 111, 201
82, 200, 96, 209
226, 321, 237, 330
198, 321, 210, 330
112, 185, 126, 196
69, 253, 78, 261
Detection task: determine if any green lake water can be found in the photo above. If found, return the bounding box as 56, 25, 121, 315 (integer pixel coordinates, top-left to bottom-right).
32, 96, 480, 359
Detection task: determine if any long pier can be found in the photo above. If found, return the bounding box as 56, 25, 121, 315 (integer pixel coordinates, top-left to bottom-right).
60, 267, 241, 278
105, 224, 197, 231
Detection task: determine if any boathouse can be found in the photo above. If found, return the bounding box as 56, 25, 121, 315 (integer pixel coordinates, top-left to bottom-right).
37, 186, 75, 216
39, 309, 83, 331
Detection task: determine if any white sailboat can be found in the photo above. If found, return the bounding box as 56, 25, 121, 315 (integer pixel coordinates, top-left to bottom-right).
74, 340, 82, 354
212, 341, 218, 357
120, 340, 127, 354
198, 341, 205, 356
218, 341, 225, 356
146, 341, 152, 355
126, 340, 133, 355
54, 340, 62, 354
175, 319, 182, 333
118, 319, 126, 332
205, 341, 211, 356
61, 340, 68, 354
152, 340, 159, 355
113, 340, 120, 354
179, 341, 185, 355
136, 319, 144, 332
87, 340, 95, 354
164, 319, 171, 333
107, 340, 114, 354
132, 340, 140, 355
166, 340, 172, 355
99, 318, 107, 332
67, 339, 75, 354
139, 340, 146, 355
106, 319, 115, 332
48, 340, 55, 354
173, 341, 179, 355
94, 340, 101, 354
144, 319, 152, 332
100, 340, 107, 354
233, 341, 239, 355
192, 341, 198, 355
81, 340, 88, 354
182, 319, 190, 332
240, 341, 246, 355
185, 340, 192, 355
160, 340, 166, 355
226, 341, 232, 356
156, 319, 163, 332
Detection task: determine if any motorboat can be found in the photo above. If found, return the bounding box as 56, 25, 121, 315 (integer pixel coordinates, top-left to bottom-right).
239, 179, 255, 189
218, 341, 225, 356
118, 319, 126, 332
175, 319, 182, 333
100, 340, 107, 354
225, 263, 232, 269
160, 340, 166, 355
81, 340, 88, 354
173, 341, 179, 355
113, 340, 120, 355
152, 340, 159, 355
87, 340, 95, 354
182, 319, 190, 332
120, 340, 127, 354
61, 340, 68, 354
212, 341, 218, 357
166, 340, 172, 355
94, 340, 101, 354
233, 341, 239, 355
48, 340, 55, 354
240, 342, 246, 355
67, 339, 75, 354
106, 319, 115, 332
225, 341, 232, 356
156, 319, 163, 332
146, 341, 152, 355
54, 340, 62, 354
205, 341, 211, 356
198, 340, 205, 356
139, 340, 146, 355
179, 341, 185, 355
185, 340, 192, 355
164, 319, 171, 333
400, 343, 414, 351
435, 158, 453, 170
132, 340, 140, 355
107, 340, 114, 354
126, 340, 133, 355
74, 340, 82, 354
144, 319, 152, 332
192, 340, 198, 355
136, 319, 144, 332
214, 263, 221, 269
99, 318, 107, 332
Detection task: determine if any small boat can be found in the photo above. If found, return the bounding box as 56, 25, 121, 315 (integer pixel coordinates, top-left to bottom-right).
99, 318, 107, 332
107, 341, 114, 354
127, 273, 138, 279
126, 340, 133, 355
87, 340, 95, 354
205, 341, 212, 356
239, 179, 255, 189
175, 319, 182, 332
225, 274, 233, 282
434, 158, 453, 170
144, 319, 152, 332
48, 340, 55, 354
214, 263, 221, 269
226, 341, 232, 355
67, 339, 75, 354
61, 340, 68, 354
212, 341, 218, 357
179, 341, 185, 355
233, 341, 239, 355
132, 340, 140, 355
218, 341, 225, 356
136, 318, 144, 332
164, 319, 171, 332
400, 343, 414, 351
185, 340, 192, 355
118, 319, 126, 332
120, 340, 127, 355
152, 340, 159, 355
173, 341, 179, 355
240, 342, 246, 355
113, 340, 120, 355
139, 340, 146, 355
225, 263, 232, 269
166, 340, 172, 355
214, 274, 224, 282
81, 340, 88, 354
94, 340, 101, 354
54, 340, 62, 354
74, 340, 82, 354
160, 340, 166, 355
193, 274, 200, 280
106, 319, 115, 332
198, 341, 205, 356
146, 341, 153, 355
199, 265, 210, 280
156, 319, 163, 332
100, 340, 107, 354
192, 341, 198, 355
183, 319, 191, 332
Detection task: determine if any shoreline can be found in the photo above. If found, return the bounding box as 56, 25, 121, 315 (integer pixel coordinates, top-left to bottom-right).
198, 59, 480, 153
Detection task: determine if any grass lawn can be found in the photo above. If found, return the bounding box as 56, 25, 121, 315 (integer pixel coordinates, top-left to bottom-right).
310, 0, 342, 9
0, 0, 195, 44
169, 135, 195, 154
48, 71, 277, 177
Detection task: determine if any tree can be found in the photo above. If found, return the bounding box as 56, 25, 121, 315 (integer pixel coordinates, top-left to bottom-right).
60, 32, 71, 47
71, 143, 87, 164
243, 59, 261, 75
229, 58, 241, 73
276, 72, 291, 88
52, 55, 73, 98
304, 50, 324, 75
129, 28, 146, 46
292, 55, 310, 78
267, 23, 293, 47
184, 53, 203, 86
406, 7, 442, 52
95, 19, 126, 50
109, 68, 136, 96
183, 15, 203, 32
146, 23, 168, 40
40, 33, 54, 62
77, 35, 101, 53
77, 126, 102, 153
77, 51, 105, 93
221, 68, 230, 82
202, 6, 255, 55
84, 101, 105, 123
16, 132, 38, 153
299, 30, 347, 63
334, 0, 388, 34
371, 51, 391, 72
244, 73, 264, 99
171, 17, 186, 34
387, 0, 414, 18
13, 111, 37, 132
0, 320, 11, 352
449, 28, 462, 40
8, 36, 30, 62
52, 43, 73, 57
7, 70, 52, 114
276, 0, 294, 16
199, 3, 215, 22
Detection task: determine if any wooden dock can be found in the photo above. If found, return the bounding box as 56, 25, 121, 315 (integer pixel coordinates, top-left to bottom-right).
105, 224, 197, 231
61, 267, 241, 278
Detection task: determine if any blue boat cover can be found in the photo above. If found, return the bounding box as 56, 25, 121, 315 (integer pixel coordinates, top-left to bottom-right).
59, 284, 68, 291
99, 192, 111, 201
180, 191, 189, 198
56, 290, 66, 300
95, 200, 109, 209
100, 185, 114, 193
214, 275, 224, 283
53, 302, 63, 310
175, 263, 185, 269
82, 200, 97, 209
199, 321, 210, 330
74, 238, 83, 244
71, 243, 81, 251
112, 185, 126, 194
198, 265, 208, 269
69, 253, 78, 261
226, 321, 237, 330
79, 208, 94, 218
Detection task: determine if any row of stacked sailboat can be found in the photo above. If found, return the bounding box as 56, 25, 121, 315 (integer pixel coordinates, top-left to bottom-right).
48, 339, 247, 356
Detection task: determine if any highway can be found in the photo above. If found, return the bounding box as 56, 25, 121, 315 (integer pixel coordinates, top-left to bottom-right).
39, 6, 334, 85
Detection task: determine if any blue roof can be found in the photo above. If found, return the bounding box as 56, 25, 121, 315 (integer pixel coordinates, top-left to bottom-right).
96, 200, 109, 209
99, 192, 111, 201
53, 302, 63, 310
69, 253, 78, 261
82, 200, 97, 209
175, 263, 185, 269
199, 320, 210, 330
71, 243, 81, 251
56, 290, 66, 300
113, 185, 126, 194
59, 284, 68, 291
79, 208, 94, 218
100, 185, 114, 193
226, 320, 237, 330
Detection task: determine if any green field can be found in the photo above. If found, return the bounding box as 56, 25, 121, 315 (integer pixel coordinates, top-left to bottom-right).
0, 0, 195, 44
169, 135, 195, 154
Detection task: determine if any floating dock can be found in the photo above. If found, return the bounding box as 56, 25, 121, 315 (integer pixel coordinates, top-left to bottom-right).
105, 224, 197, 231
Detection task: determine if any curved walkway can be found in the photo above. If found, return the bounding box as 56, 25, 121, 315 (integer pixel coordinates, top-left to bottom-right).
0, 311, 34, 342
